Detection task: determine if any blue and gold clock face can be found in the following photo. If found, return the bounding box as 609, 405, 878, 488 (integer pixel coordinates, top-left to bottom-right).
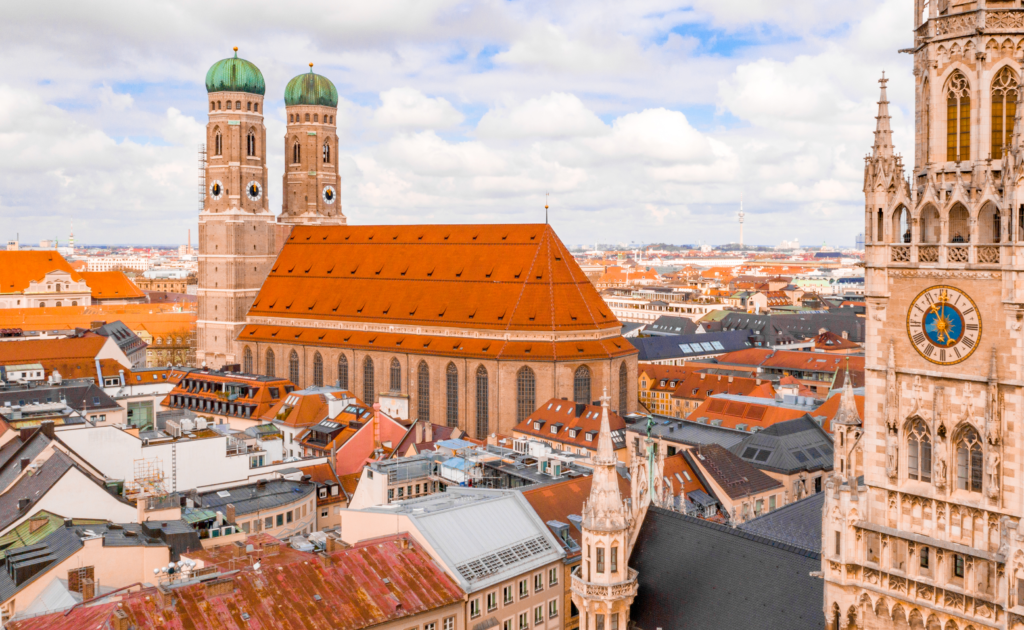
907, 285, 980, 365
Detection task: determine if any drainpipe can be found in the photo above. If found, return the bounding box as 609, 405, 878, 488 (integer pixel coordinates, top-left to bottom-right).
94, 358, 103, 386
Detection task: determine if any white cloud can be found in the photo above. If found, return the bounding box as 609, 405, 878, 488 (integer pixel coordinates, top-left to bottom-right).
477, 93, 606, 139
98, 84, 134, 111
372, 88, 464, 130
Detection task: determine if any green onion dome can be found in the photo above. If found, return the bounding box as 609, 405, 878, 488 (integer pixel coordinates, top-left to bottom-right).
206, 47, 266, 96
284, 64, 338, 108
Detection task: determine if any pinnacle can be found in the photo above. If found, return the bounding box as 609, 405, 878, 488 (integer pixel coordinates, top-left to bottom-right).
872, 73, 894, 160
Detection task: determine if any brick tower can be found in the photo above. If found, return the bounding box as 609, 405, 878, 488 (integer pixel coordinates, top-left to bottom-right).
196, 48, 277, 369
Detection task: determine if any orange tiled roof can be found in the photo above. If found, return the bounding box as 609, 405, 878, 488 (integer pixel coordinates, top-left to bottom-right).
513, 398, 627, 451
162, 368, 293, 420
670, 373, 767, 402
638, 364, 695, 383
522, 474, 630, 559
240, 325, 635, 361
813, 331, 861, 350
812, 391, 864, 433
247, 224, 621, 333
686, 396, 808, 431
0, 251, 80, 293
662, 453, 706, 498
78, 271, 146, 300
0, 335, 130, 381
0, 304, 194, 332
261, 389, 355, 427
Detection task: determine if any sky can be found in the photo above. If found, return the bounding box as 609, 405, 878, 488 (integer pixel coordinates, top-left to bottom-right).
0, 0, 914, 248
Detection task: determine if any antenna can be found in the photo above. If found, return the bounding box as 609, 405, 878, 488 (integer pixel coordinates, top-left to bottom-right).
545, 193, 549, 225
737, 194, 745, 250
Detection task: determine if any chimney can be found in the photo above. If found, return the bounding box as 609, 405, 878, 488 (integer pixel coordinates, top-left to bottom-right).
19, 457, 29, 471
81, 577, 95, 600
40, 420, 55, 440
424, 421, 433, 442
415, 422, 423, 444
18, 498, 30, 511
225, 503, 236, 524
112, 609, 131, 630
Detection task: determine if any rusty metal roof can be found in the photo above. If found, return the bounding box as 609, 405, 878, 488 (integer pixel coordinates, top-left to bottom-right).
9, 534, 464, 630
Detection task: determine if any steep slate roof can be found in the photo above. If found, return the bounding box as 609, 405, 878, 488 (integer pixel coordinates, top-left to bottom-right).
738, 491, 825, 553
9, 535, 465, 630
716, 311, 865, 345
643, 316, 699, 336
514, 398, 627, 452
0, 381, 121, 416
729, 415, 834, 474
626, 417, 749, 450
198, 479, 315, 517
687, 443, 781, 500
629, 330, 753, 362
0, 251, 80, 293
77, 271, 146, 300
247, 224, 621, 334
629, 507, 822, 630
0, 450, 75, 532
0, 526, 84, 604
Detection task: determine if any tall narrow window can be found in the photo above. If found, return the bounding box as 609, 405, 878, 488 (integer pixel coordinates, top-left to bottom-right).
243, 346, 253, 374
446, 363, 459, 428
323, 142, 331, 164
618, 361, 629, 417
265, 349, 275, 378
289, 350, 300, 386
312, 352, 323, 387
922, 76, 930, 162
390, 358, 401, 392
246, 130, 256, 157
305, 113, 310, 122
516, 366, 535, 422
214, 129, 222, 156
956, 426, 983, 492
292, 140, 301, 164
949, 204, 970, 243
417, 362, 430, 421
610, 546, 618, 572
574, 365, 591, 404
337, 355, 349, 390
876, 209, 884, 243
476, 365, 489, 438
992, 66, 1018, 160
907, 419, 932, 482
363, 357, 375, 403
894, 206, 911, 243
946, 71, 970, 162
596, 547, 605, 573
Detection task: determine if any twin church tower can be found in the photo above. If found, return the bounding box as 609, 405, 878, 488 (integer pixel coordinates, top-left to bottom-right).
197, 49, 346, 368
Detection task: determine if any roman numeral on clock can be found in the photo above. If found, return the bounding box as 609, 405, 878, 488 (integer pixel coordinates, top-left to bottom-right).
912, 332, 926, 346
963, 307, 975, 316
963, 337, 975, 348
924, 345, 934, 357
940, 349, 946, 362
965, 323, 978, 331
954, 347, 961, 359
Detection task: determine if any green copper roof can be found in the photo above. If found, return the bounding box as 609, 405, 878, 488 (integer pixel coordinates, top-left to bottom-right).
206, 49, 266, 96
284, 65, 338, 107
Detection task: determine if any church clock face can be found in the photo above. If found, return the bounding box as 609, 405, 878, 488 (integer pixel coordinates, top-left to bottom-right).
322, 185, 336, 204
209, 180, 224, 201
906, 285, 981, 365
246, 181, 262, 201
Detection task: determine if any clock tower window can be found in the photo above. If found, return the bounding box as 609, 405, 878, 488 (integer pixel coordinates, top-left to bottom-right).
949, 205, 969, 243
945, 71, 970, 162
954, 426, 983, 492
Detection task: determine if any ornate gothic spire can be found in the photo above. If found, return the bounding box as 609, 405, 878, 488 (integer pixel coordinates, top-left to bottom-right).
872, 72, 894, 160
583, 389, 628, 532
834, 358, 862, 427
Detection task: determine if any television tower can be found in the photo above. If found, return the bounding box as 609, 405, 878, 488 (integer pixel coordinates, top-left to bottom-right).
737, 195, 745, 249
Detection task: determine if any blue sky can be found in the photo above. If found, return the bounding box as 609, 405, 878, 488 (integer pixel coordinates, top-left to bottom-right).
0, 0, 913, 247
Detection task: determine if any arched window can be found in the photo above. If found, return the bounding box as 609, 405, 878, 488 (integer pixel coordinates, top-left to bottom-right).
254, 103, 259, 113
246, 130, 256, 157
516, 366, 536, 422
292, 140, 301, 164
305, 113, 310, 122
619, 361, 629, 417
214, 129, 222, 156
574, 365, 592, 404
217, 100, 221, 110
390, 358, 401, 392
243, 346, 253, 374
323, 142, 331, 164
363, 357, 375, 403
338, 355, 349, 390
876, 209, 883, 243
235, 100, 241, 109
446, 363, 459, 428
993, 66, 1018, 160
476, 366, 489, 438
210, 102, 214, 111
906, 419, 931, 482
246, 102, 252, 111
920, 205, 940, 243
289, 114, 293, 123
955, 426, 983, 492
979, 203, 1001, 243
922, 76, 931, 162
893, 206, 911, 243
417, 362, 430, 421
949, 204, 970, 243
289, 350, 300, 386
312, 352, 324, 387
313, 114, 318, 123
265, 349, 276, 378
226, 101, 232, 110
946, 71, 970, 162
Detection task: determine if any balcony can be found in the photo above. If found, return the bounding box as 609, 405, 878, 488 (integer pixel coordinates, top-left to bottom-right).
570, 566, 638, 600
883, 244, 1006, 267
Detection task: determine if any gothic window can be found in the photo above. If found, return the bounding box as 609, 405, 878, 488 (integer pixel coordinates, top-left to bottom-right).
243, 346, 253, 374
893, 206, 911, 243
955, 426, 983, 492
993, 66, 1018, 160
417, 362, 430, 421
265, 349, 275, 378
907, 419, 932, 482
949, 204, 970, 242
946, 71, 970, 162
289, 350, 300, 386
363, 357, 375, 403
574, 365, 591, 404
476, 366, 489, 438
876, 209, 883, 243
254, 103, 259, 113
516, 366, 536, 422
979, 203, 1001, 243
390, 358, 401, 392
312, 352, 323, 387
323, 142, 331, 164
214, 129, 222, 156
289, 114, 293, 123
446, 363, 458, 428
338, 355, 349, 390
921, 205, 940, 243
292, 140, 301, 164
619, 361, 629, 417
246, 130, 256, 157
922, 76, 931, 161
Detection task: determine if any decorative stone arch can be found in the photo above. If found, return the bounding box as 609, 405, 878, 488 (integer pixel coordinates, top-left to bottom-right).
246, 126, 257, 157
890, 205, 912, 243
945, 202, 971, 243
872, 595, 888, 620
917, 203, 941, 243
943, 620, 959, 630
904, 415, 933, 483
291, 136, 301, 164
889, 602, 906, 626
976, 200, 1002, 243
925, 612, 942, 630
941, 66, 973, 163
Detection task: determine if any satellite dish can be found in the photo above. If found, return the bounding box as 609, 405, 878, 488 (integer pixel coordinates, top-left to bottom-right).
253, 562, 261, 571
153, 568, 160, 575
